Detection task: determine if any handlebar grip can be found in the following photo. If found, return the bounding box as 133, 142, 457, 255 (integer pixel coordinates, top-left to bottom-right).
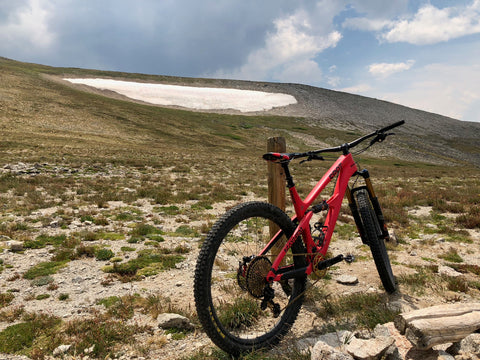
379, 120, 405, 133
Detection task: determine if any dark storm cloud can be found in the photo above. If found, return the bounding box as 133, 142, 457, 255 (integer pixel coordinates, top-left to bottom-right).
1, 0, 298, 76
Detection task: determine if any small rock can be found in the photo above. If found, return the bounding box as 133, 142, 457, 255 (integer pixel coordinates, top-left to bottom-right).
157, 313, 194, 331
389, 229, 398, 246
317, 330, 353, 348
53, 344, 72, 356
84, 343, 95, 354
437, 350, 455, 360
8, 240, 24, 252
447, 333, 480, 356
438, 265, 463, 278
410, 251, 417, 256
387, 300, 407, 313
336, 275, 358, 285
385, 345, 403, 360
72, 276, 84, 283
355, 329, 374, 340
383, 322, 414, 360
346, 336, 395, 360
49, 220, 60, 228
0, 235, 12, 241
311, 341, 354, 360
374, 324, 391, 338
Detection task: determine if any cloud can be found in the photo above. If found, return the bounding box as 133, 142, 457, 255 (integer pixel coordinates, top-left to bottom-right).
0, 0, 56, 52
380, 1, 480, 45
211, 7, 342, 83
368, 60, 415, 78
0, 1, 299, 75
339, 84, 373, 94
384, 63, 480, 120
341, 0, 410, 31
350, 61, 480, 121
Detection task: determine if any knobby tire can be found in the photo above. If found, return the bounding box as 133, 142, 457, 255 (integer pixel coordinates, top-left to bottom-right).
356, 190, 397, 293
194, 202, 307, 356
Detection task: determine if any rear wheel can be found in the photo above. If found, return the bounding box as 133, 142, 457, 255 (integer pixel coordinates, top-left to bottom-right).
194, 202, 306, 355
356, 190, 396, 293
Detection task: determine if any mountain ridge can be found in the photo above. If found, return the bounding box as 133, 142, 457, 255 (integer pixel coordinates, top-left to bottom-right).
1, 57, 479, 167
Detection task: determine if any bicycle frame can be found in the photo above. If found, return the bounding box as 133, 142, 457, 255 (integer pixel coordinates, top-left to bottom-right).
262, 153, 358, 282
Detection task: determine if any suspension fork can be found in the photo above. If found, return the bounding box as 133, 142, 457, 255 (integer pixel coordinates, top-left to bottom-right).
347, 169, 390, 244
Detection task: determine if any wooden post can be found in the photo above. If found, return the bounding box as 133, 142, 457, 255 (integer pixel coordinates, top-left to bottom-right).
267, 137, 286, 255
267, 137, 286, 212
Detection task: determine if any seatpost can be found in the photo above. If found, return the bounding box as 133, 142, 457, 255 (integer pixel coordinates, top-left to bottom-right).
281, 162, 295, 188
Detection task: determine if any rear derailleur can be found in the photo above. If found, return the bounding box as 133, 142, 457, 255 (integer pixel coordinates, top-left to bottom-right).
261, 285, 281, 318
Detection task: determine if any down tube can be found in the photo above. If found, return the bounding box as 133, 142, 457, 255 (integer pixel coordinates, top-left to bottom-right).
316, 155, 357, 255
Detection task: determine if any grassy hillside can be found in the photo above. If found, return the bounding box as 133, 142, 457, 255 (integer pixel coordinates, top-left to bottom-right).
2, 57, 479, 169
0, 57, 342, 165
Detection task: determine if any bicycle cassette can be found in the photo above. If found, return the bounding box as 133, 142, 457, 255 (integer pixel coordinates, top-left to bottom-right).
245, 256, 272, 298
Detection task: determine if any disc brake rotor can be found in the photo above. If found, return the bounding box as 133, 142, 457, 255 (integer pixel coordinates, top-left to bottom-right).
237, 262, 248, 291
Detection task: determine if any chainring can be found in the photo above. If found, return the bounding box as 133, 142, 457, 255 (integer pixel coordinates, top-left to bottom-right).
245, 256, 272, 298
311, 253, 328, 280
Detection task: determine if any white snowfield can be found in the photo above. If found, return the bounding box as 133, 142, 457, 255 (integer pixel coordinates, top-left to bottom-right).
64, 78, 297, 112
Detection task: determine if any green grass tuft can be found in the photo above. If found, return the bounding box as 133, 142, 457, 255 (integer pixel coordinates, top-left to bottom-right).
23, 261, 69, 279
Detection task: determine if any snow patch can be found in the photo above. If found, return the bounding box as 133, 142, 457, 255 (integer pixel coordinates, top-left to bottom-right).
64, 78, 297, 112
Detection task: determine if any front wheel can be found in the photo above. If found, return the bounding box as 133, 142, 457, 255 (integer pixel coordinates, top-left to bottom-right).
194, 201, 306, 356
356, 190, 397, 293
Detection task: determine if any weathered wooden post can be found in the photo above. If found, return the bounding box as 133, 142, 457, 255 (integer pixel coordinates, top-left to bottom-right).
267, 136, 286, 212
267, 137, 286, 256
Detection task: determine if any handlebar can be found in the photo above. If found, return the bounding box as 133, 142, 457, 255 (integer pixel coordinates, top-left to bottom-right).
263, 120, 405, 162
378, 120, 405, 133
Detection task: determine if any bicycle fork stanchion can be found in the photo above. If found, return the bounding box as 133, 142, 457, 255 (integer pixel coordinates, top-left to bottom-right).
346, 186, 368, 245
350, 170, 390, 241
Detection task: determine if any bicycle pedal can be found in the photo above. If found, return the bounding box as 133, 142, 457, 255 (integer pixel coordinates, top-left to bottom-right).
344, 254, 355, 263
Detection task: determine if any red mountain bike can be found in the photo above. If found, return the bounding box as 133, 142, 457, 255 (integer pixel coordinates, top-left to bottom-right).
194, 120, 405, 355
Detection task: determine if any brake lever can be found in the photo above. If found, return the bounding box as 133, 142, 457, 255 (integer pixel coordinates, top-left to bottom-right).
369, 132, 395, 146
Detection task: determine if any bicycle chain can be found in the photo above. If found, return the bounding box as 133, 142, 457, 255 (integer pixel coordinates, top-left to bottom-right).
253, 252, 331, 314
243, 252, 350, 314
258, 253, 348, 313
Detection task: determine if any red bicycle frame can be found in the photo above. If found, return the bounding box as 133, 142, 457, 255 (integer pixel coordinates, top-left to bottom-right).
262, 153, 358, 282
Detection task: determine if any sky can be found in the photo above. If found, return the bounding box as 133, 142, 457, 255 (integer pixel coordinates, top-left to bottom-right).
1, 0, 480, 123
